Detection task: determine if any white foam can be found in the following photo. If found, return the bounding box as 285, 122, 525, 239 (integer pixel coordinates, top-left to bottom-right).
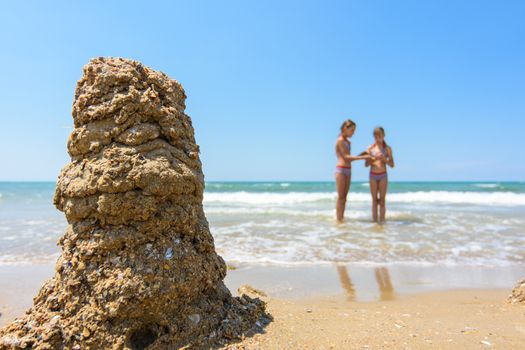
204, 191, 525, 206
474, 183, 499, 188
205, 207, 420, 223
205, 191, 334, 205
205, 206, 335, 217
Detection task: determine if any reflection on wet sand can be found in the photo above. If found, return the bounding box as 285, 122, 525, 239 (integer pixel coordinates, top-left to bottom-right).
375, 266, 395, 301
336, 265, 396, 301
336, 265, 356, 301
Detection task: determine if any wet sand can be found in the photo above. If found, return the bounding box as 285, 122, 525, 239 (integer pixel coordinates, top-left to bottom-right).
1, 264, 524, 348
225, 264, 525, 301
223, 290, 525, 349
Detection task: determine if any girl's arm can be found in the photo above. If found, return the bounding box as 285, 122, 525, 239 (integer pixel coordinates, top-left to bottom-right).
337, 140, 370, 162
362, 150, 372, 167
345, 153, 371, 162
387, 147, 395, 168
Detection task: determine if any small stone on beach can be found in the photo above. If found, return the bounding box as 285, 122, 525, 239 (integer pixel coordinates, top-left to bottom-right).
238, 284, 267, 298
188, 314, 201, 324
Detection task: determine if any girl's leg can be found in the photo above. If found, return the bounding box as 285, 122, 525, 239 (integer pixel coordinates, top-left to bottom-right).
369, 177, 378, 222
345, 172, 351, 208
335, 173, 347, 222
378, 176, 388, 223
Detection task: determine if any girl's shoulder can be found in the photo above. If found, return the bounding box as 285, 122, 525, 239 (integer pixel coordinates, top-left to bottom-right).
338, 136, 350, 144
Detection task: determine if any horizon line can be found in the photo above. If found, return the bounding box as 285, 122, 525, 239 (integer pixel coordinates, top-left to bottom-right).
0, 180, 523, 183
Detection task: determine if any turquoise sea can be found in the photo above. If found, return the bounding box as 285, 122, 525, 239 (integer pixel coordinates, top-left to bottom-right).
0, 181, 524, 267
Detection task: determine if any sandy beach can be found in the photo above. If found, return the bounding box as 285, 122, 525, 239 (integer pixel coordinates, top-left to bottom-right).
1, 263, 523, 349
224, 289, 524, 349
1, 1, 525, 348
228, 265, 525, 349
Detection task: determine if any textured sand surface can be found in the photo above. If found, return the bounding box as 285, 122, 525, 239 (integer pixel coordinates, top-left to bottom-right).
224, 290, 525, 349
1, 265, 524, 349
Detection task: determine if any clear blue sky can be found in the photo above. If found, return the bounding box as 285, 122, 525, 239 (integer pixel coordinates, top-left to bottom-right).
0, 0, 524, 181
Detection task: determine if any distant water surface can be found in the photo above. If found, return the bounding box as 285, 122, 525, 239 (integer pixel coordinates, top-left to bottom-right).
0, 181, 524, 267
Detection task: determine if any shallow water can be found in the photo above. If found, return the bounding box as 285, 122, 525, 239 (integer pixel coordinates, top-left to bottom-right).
0, 181, 524, 267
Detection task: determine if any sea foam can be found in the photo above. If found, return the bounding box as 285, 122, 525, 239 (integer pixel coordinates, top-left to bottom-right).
204, 191, 525, 206
474, 183, 499, 188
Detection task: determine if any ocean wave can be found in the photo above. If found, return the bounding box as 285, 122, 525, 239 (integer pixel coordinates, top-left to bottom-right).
222, 257, 523, 268
205, 207, 422, 222
205, 191, 333, 205
216, 239, 525, 267
474, 183, 499, 188
204, 191, 525, 206
0, 253, 59, 266
206, 206, 334, 217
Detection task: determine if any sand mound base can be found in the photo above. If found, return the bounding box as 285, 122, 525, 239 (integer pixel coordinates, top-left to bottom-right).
509, 278, 525, 304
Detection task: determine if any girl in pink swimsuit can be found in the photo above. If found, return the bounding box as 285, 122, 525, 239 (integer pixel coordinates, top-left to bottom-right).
366, 127, 395, 223
335, 119, 371, 222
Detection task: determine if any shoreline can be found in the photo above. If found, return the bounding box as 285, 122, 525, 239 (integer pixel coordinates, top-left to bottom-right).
225, 263, 525, 301
1, 263, 523, 324
1, 264, 523, 348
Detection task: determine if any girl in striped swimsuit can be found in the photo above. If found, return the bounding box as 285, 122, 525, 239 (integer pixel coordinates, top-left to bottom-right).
335, 119, 371, 223
366, 127, 395, 223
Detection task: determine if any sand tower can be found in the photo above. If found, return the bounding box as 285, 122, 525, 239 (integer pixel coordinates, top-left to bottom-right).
0, 57, 269, 349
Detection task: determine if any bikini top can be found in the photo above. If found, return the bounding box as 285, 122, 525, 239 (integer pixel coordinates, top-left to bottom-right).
370, 144, 387, 158
343, 139, 351, 153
